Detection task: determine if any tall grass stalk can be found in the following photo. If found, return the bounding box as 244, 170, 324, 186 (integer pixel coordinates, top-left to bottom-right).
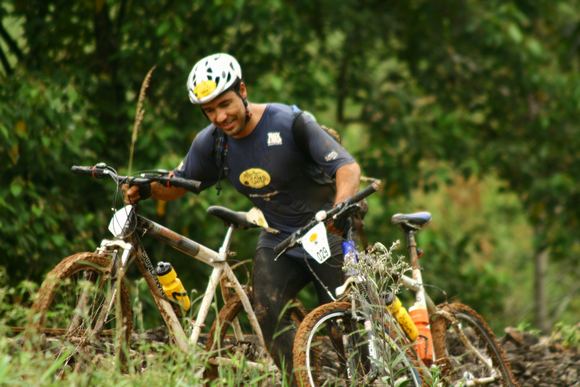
343, 241, 434, 384
127, 66, 156, 175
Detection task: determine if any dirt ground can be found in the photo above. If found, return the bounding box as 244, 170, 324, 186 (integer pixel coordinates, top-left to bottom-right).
501, 327, 579, 386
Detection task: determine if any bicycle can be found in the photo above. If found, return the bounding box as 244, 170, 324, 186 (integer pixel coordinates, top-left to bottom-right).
273, 181, 422, 386
27, 163, 301, 378
283, 193, 518, 385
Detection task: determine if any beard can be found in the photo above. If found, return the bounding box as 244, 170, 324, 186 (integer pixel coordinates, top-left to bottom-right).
220, 114, 247, 137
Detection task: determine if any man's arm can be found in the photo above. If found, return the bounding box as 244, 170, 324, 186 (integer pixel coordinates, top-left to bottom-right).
333, 162, 361, 205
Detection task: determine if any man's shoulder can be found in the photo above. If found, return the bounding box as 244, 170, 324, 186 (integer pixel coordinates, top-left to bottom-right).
265, 103, 298, 121
193, 123, 218, 144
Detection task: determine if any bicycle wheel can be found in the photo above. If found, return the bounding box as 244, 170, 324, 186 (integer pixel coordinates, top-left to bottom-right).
205, 294, 306, 378
435, 302, 518, 386
293, 301, 421, 387
30, 252, 132, 356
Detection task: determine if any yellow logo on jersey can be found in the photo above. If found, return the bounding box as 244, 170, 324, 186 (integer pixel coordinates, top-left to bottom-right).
193, 80, 217, 99
239, 168, 271, 189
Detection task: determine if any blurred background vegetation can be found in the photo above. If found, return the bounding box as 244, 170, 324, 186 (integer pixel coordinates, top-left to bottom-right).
0, 0, 578, 333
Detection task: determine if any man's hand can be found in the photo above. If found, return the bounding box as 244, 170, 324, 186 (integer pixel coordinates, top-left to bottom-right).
122, 183, 151, 204
327, 210, 351, 236
326, 220, 344, 236
122, 180, 188, 204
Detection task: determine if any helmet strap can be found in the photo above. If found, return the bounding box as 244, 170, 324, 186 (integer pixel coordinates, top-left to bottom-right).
242, 96, 252, 122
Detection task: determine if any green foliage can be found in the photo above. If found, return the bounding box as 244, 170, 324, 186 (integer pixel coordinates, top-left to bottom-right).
0, 71, 105, 281
552, 322, 580, 350
515, 321, 542, 337
364, 168, 535, 329
0, 267, 37, 326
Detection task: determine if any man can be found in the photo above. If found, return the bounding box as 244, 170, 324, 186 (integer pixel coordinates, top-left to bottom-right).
124, 53, 361, 380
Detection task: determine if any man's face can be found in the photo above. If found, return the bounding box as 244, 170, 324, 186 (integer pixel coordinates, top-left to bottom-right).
201, 89, 246, 138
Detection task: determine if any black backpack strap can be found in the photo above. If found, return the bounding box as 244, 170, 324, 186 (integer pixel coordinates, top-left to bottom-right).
292, 106, 342, 158
212, 126, 229, 195
291, 109, 336, 185
291, 110, 311, 159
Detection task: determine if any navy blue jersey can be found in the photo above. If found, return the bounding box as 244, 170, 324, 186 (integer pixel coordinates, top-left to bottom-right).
175, 103, 355, 253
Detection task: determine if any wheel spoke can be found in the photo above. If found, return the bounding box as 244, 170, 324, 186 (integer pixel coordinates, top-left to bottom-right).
29, 252, 132, 374
294, 301, 421, 387
439, 303, 518, 386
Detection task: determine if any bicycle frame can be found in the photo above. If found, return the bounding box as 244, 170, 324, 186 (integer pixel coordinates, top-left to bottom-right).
95, 206, 266, 354
396, 225, 513, 384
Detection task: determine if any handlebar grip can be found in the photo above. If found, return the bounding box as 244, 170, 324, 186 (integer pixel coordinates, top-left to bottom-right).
163, 176, 202, 192
71, 165, 107, 177
273, 235, 294, 257
346, 180, 381, 205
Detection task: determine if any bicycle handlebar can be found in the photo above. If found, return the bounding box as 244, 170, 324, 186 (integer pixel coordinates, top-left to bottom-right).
273, 180, 381, 256
71, 164, 202, 192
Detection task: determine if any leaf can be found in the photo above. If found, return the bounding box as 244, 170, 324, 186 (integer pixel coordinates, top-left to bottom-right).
40, 348, 75, 383
51, 234, 66, 247
527, 38, 543, 57
15, 120, 27, 137
8, 145, 19, 165
507, 24, 523, 44
31, 204, 43, 217
0, 355, 12, 384
10, 180, 23, 197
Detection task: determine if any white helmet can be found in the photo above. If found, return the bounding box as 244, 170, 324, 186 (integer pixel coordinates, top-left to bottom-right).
187, 53, 242, 104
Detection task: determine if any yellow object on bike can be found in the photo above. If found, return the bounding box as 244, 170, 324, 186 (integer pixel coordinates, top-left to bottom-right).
156, 262, 191, 312
386, 296, 419, 341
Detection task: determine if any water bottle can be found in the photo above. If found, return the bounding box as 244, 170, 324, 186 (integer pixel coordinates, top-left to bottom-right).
385, 293, 419, 341
341, 239, 358, 277
409, 305, 434, 365
156, 261, 191, 312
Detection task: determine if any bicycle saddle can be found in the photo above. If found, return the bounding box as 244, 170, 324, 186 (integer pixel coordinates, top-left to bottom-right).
391, 211, 432, 230
207, 206, 257, 229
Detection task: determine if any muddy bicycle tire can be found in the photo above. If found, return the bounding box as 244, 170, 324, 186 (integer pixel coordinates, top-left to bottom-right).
434, 302, 518, 386
30, 252, 132, 352
293, 301, 421, 387
205, 294, 306, 379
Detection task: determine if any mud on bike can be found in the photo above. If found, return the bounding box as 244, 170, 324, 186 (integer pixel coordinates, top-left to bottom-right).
276, 184, 518, 386
27, 163, 303, 378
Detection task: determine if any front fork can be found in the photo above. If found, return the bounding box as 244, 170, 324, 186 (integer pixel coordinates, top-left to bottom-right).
91, 239, 134, 335
95, 238, 134, 274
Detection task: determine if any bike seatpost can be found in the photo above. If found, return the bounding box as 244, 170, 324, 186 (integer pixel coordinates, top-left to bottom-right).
405, 230, 420, 271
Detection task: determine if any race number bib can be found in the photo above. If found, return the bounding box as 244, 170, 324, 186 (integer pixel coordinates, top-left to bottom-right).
300, 222, 331, 263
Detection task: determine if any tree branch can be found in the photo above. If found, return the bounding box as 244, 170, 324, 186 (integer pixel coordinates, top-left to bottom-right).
0, 20, 24, 61
0, 45, 12, 75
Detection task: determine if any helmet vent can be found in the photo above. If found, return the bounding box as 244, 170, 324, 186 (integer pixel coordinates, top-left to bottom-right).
187, 53, 242, 104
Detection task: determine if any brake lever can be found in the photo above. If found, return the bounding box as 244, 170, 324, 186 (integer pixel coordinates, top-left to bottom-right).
139, 169, 170, 177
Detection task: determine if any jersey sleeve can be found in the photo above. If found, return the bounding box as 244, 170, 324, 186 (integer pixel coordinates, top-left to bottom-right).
299, 114, 355, 176
173, 127, 220, 191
